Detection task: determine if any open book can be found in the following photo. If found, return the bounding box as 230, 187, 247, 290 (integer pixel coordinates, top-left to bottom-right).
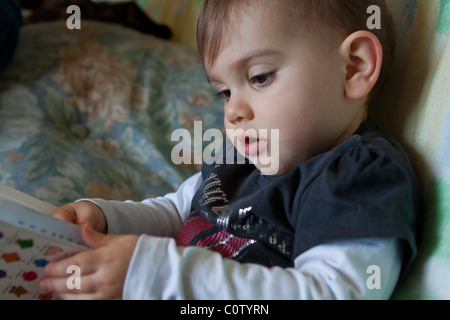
0, 184, 88, 300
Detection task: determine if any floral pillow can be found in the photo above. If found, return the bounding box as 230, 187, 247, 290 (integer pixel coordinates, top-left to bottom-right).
0, 21, 223, 206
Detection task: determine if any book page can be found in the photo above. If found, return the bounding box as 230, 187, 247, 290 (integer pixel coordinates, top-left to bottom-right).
0, 184, 56, 215
0, 221, 86, 300
0, 185, 88, 300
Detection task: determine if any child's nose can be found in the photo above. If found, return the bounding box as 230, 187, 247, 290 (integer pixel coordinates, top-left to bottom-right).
225, 96, 254, 125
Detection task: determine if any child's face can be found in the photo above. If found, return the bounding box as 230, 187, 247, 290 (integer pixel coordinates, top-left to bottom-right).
206, 4, 365, 175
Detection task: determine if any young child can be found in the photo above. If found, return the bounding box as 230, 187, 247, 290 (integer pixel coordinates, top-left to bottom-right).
40, 0, 420, 300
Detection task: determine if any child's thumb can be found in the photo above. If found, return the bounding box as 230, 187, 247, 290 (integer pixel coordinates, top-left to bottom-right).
81, 224, 111, 249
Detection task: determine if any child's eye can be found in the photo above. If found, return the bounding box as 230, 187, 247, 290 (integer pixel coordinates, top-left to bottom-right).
249, 73, 274, 87
215, 90, 231, 102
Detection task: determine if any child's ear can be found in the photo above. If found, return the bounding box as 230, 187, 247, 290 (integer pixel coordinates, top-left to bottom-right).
339, 31, 383, 101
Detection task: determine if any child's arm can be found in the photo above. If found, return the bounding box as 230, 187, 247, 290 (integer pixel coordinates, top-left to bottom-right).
41, 173, 202, 299
44, 169, 403, 300
77, 172, 202, 237
41, 230, 401, 300
123, 235, 402, 299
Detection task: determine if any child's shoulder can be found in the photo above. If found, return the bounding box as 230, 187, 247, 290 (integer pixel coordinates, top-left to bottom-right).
293, 120, 420, 269
298, 119, 421, 209
314, 119, 415, 175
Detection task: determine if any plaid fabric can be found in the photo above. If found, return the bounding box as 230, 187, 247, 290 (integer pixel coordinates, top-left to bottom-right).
174, 212, 256, 260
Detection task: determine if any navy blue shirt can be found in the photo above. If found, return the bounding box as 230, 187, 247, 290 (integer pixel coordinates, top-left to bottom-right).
175, 121, 420, 272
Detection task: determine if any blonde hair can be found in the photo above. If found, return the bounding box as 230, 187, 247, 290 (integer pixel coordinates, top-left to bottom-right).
197, 0, 396, 104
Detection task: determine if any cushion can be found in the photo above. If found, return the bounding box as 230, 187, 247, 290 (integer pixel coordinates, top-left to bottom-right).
375, 1, 450, 299
0, 20, 223, 205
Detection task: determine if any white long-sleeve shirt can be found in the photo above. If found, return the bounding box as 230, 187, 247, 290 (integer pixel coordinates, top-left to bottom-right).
83, 172, 402, 300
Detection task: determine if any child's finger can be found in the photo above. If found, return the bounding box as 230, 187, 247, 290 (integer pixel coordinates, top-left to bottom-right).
42, 250, 98, 281
51, 203, 78, 224
39, 276, 68, 293
58, 292, 95, 300
40, 273, 97, 296
81, 224, 116, 249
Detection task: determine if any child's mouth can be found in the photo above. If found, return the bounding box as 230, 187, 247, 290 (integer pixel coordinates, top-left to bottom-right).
244, 136, 266, 156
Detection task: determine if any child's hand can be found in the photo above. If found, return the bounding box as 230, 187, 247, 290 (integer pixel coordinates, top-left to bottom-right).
40, 224, 139, 300
52, 201, 108, 233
